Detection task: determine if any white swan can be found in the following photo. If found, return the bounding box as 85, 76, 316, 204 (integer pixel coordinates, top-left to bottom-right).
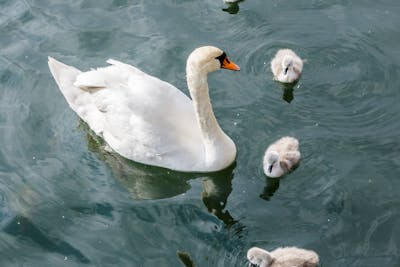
247, 246, 319, 267
48, 46, 240, 172
263, 136, 300, 178
270, 49, 303, 83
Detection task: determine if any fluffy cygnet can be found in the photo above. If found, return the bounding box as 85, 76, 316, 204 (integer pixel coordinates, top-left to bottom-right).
263, 136, 300, 178
271, 49, 303, 83
247, 246, 319, 267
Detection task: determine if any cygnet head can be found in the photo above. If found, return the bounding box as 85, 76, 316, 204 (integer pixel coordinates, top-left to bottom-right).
282, 55, 294, 76
186, 46, 240, 76
247, 247, 274, 267
263, 151, 284, 178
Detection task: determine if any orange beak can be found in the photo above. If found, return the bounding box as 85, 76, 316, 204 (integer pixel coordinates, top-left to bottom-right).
221, 57, 240, 71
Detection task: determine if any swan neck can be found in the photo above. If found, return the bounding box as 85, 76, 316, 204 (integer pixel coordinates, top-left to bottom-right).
186, 63, 236, 170
187, 69, 222, 140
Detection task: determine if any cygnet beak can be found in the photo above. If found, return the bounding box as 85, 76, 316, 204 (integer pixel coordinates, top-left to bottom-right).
284, 66, 289, 75
268, 164, 273, 173
249, 262, 259, 267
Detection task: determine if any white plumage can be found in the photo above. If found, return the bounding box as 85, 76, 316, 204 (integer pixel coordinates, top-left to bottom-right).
263, 136, 300, 178
271, 49, 303, 83
48, 46, 240, 172
247, 246, 319, 267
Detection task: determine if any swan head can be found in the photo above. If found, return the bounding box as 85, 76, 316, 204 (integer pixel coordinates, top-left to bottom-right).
247, 247, 274, 267
186, 46, 240, 75
263, 151, 284, 178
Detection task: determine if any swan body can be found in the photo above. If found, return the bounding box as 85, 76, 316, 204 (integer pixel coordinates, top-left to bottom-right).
263, 136, 300, 178
247, 246, 319, 267
271, 49, 303, 83
48, 46, 240, 172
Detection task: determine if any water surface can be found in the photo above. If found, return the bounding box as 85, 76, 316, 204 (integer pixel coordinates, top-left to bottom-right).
1, 0, 400, 266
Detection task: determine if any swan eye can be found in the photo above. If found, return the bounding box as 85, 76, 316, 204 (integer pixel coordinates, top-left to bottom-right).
215, 52, 227, 67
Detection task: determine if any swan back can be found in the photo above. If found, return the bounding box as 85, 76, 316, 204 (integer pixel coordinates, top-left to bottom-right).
48, 57, 204, 171
271, 49, 303, 83
263, 136, 300, 178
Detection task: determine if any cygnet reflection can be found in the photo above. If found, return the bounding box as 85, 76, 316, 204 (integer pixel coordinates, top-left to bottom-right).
222, 0, 245, 14
280, 81, 297, 103
259, 177, 280, 201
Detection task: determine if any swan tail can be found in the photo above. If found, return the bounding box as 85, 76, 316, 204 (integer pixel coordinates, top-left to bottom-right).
48, 57, 83, 108
48, 57, 107, 135
48, 57, 81, 89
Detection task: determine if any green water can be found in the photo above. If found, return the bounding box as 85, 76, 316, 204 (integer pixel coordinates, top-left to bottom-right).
1, 0, 400, 266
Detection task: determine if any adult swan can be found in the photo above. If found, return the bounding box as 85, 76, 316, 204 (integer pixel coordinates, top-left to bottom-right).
48, 46, 240, 172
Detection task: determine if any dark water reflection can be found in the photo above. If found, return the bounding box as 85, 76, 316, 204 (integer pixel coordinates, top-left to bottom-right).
3, 215, 90, 263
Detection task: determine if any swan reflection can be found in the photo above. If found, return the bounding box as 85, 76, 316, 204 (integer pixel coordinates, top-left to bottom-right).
83, 123, 236, 225
201, 165, 236, 226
